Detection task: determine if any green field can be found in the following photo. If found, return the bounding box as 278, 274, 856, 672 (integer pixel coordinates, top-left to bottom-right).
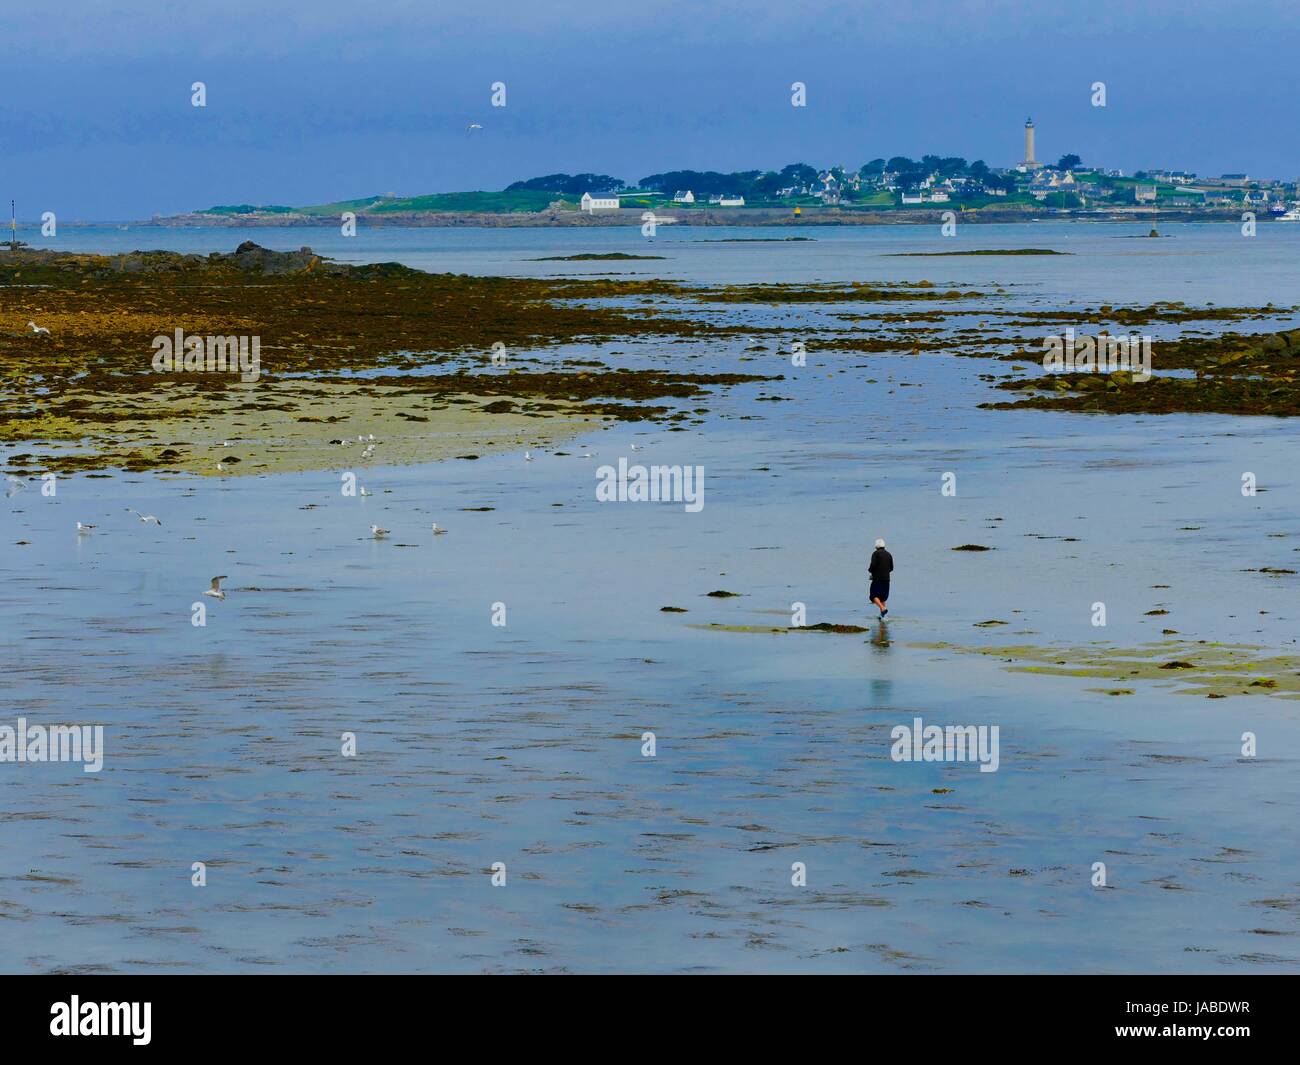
199, 204, 300, 215
201, 189, 570, 217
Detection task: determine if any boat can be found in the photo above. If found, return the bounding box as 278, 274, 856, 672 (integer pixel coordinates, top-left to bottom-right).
1279, 205, 1300, 221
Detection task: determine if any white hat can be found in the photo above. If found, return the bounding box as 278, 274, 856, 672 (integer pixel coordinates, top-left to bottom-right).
875, 538, 885, 548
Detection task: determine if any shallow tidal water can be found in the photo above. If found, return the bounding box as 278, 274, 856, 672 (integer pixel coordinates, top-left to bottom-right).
2, 222, 1298, 973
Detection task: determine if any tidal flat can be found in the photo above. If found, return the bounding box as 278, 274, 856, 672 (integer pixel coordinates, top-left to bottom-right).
2, 223, 1298, 973
6, 239, 1299, 483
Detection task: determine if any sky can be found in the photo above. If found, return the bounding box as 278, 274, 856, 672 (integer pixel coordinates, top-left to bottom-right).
1, 0, 1298, 220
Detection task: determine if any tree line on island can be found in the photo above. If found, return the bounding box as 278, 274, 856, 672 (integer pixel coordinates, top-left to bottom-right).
506, 155, 1086, 201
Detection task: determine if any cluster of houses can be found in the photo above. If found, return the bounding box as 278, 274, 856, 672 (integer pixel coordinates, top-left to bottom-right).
577, 165, 1299, 214
672, 191, 746, 206
578, 190, 747, 210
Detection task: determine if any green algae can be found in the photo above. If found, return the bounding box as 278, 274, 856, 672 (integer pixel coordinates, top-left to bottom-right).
911, 640, 1300, 699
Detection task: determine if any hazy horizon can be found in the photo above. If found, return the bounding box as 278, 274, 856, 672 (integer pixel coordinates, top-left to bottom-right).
2, 0, 1298, 220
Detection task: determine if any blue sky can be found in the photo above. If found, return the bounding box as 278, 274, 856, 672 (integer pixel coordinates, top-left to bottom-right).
1, 0, 1297, 219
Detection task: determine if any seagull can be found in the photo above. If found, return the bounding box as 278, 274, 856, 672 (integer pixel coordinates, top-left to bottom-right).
582, 451, 594, 459
5, 475, 24, 497
76, 521, 95, 534
359, 487, 372, 497
431, 523, 447, 535
630, 443, 642, 451
203, 576, 228, 600
467, 123, 483, 133
370, 524, 389, 538
127, 509, 162, 525
216, 462, 225, 472
27, 321, 50, 336
524, 451, 533, 461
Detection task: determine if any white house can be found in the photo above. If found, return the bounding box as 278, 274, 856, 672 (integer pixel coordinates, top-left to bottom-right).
672, 190, 695, 203
718, 195, 745, 207
580, 192, 621, 212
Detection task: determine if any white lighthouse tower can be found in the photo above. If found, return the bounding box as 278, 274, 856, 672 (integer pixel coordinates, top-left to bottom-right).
1021, 117, 1043, 170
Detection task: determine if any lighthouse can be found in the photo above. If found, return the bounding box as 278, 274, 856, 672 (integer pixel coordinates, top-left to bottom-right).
1022, 117, 1042, 170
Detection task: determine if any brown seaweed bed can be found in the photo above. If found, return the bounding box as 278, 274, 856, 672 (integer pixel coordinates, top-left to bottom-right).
4, 242, 1297, 477
0, 243, 771, 475
983, 328, 1300, 416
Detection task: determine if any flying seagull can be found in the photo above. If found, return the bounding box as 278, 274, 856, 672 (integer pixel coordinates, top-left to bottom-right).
203, 576, 228, 600
76, 521, 95, 534
467, 123, 483, 133
28, 321, 50, 336
524, 451, 533, 461
5, 475, 25, 497
127, 509, 162, 525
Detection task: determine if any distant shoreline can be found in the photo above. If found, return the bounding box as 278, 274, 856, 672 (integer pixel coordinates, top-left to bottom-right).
127, 206, 1254, 228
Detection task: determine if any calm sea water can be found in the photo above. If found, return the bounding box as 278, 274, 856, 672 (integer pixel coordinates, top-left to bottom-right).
2, 223, 1298, 973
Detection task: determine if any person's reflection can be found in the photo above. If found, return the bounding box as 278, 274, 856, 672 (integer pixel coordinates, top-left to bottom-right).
871, 621, 890, 648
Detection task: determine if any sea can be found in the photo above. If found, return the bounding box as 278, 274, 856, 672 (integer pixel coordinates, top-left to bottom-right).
2, 221, 1297, 972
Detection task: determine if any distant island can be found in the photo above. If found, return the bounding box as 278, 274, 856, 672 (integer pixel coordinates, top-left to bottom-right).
153, 141, 1300, 228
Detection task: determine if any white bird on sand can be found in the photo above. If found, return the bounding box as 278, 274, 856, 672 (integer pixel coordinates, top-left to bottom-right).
370, 524, 389, 538
28, 321, 50, 336
216, 462, 225, 472
203, 576, 228, 600
127, 509, 162, 525
431, 523, 447, 535
76, 521, 95, 534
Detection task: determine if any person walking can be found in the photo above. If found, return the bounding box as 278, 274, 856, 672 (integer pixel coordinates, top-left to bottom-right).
869, 537, 893, 619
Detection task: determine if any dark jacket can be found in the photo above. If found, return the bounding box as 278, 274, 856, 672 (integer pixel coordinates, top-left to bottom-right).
869, 548, 893, 581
